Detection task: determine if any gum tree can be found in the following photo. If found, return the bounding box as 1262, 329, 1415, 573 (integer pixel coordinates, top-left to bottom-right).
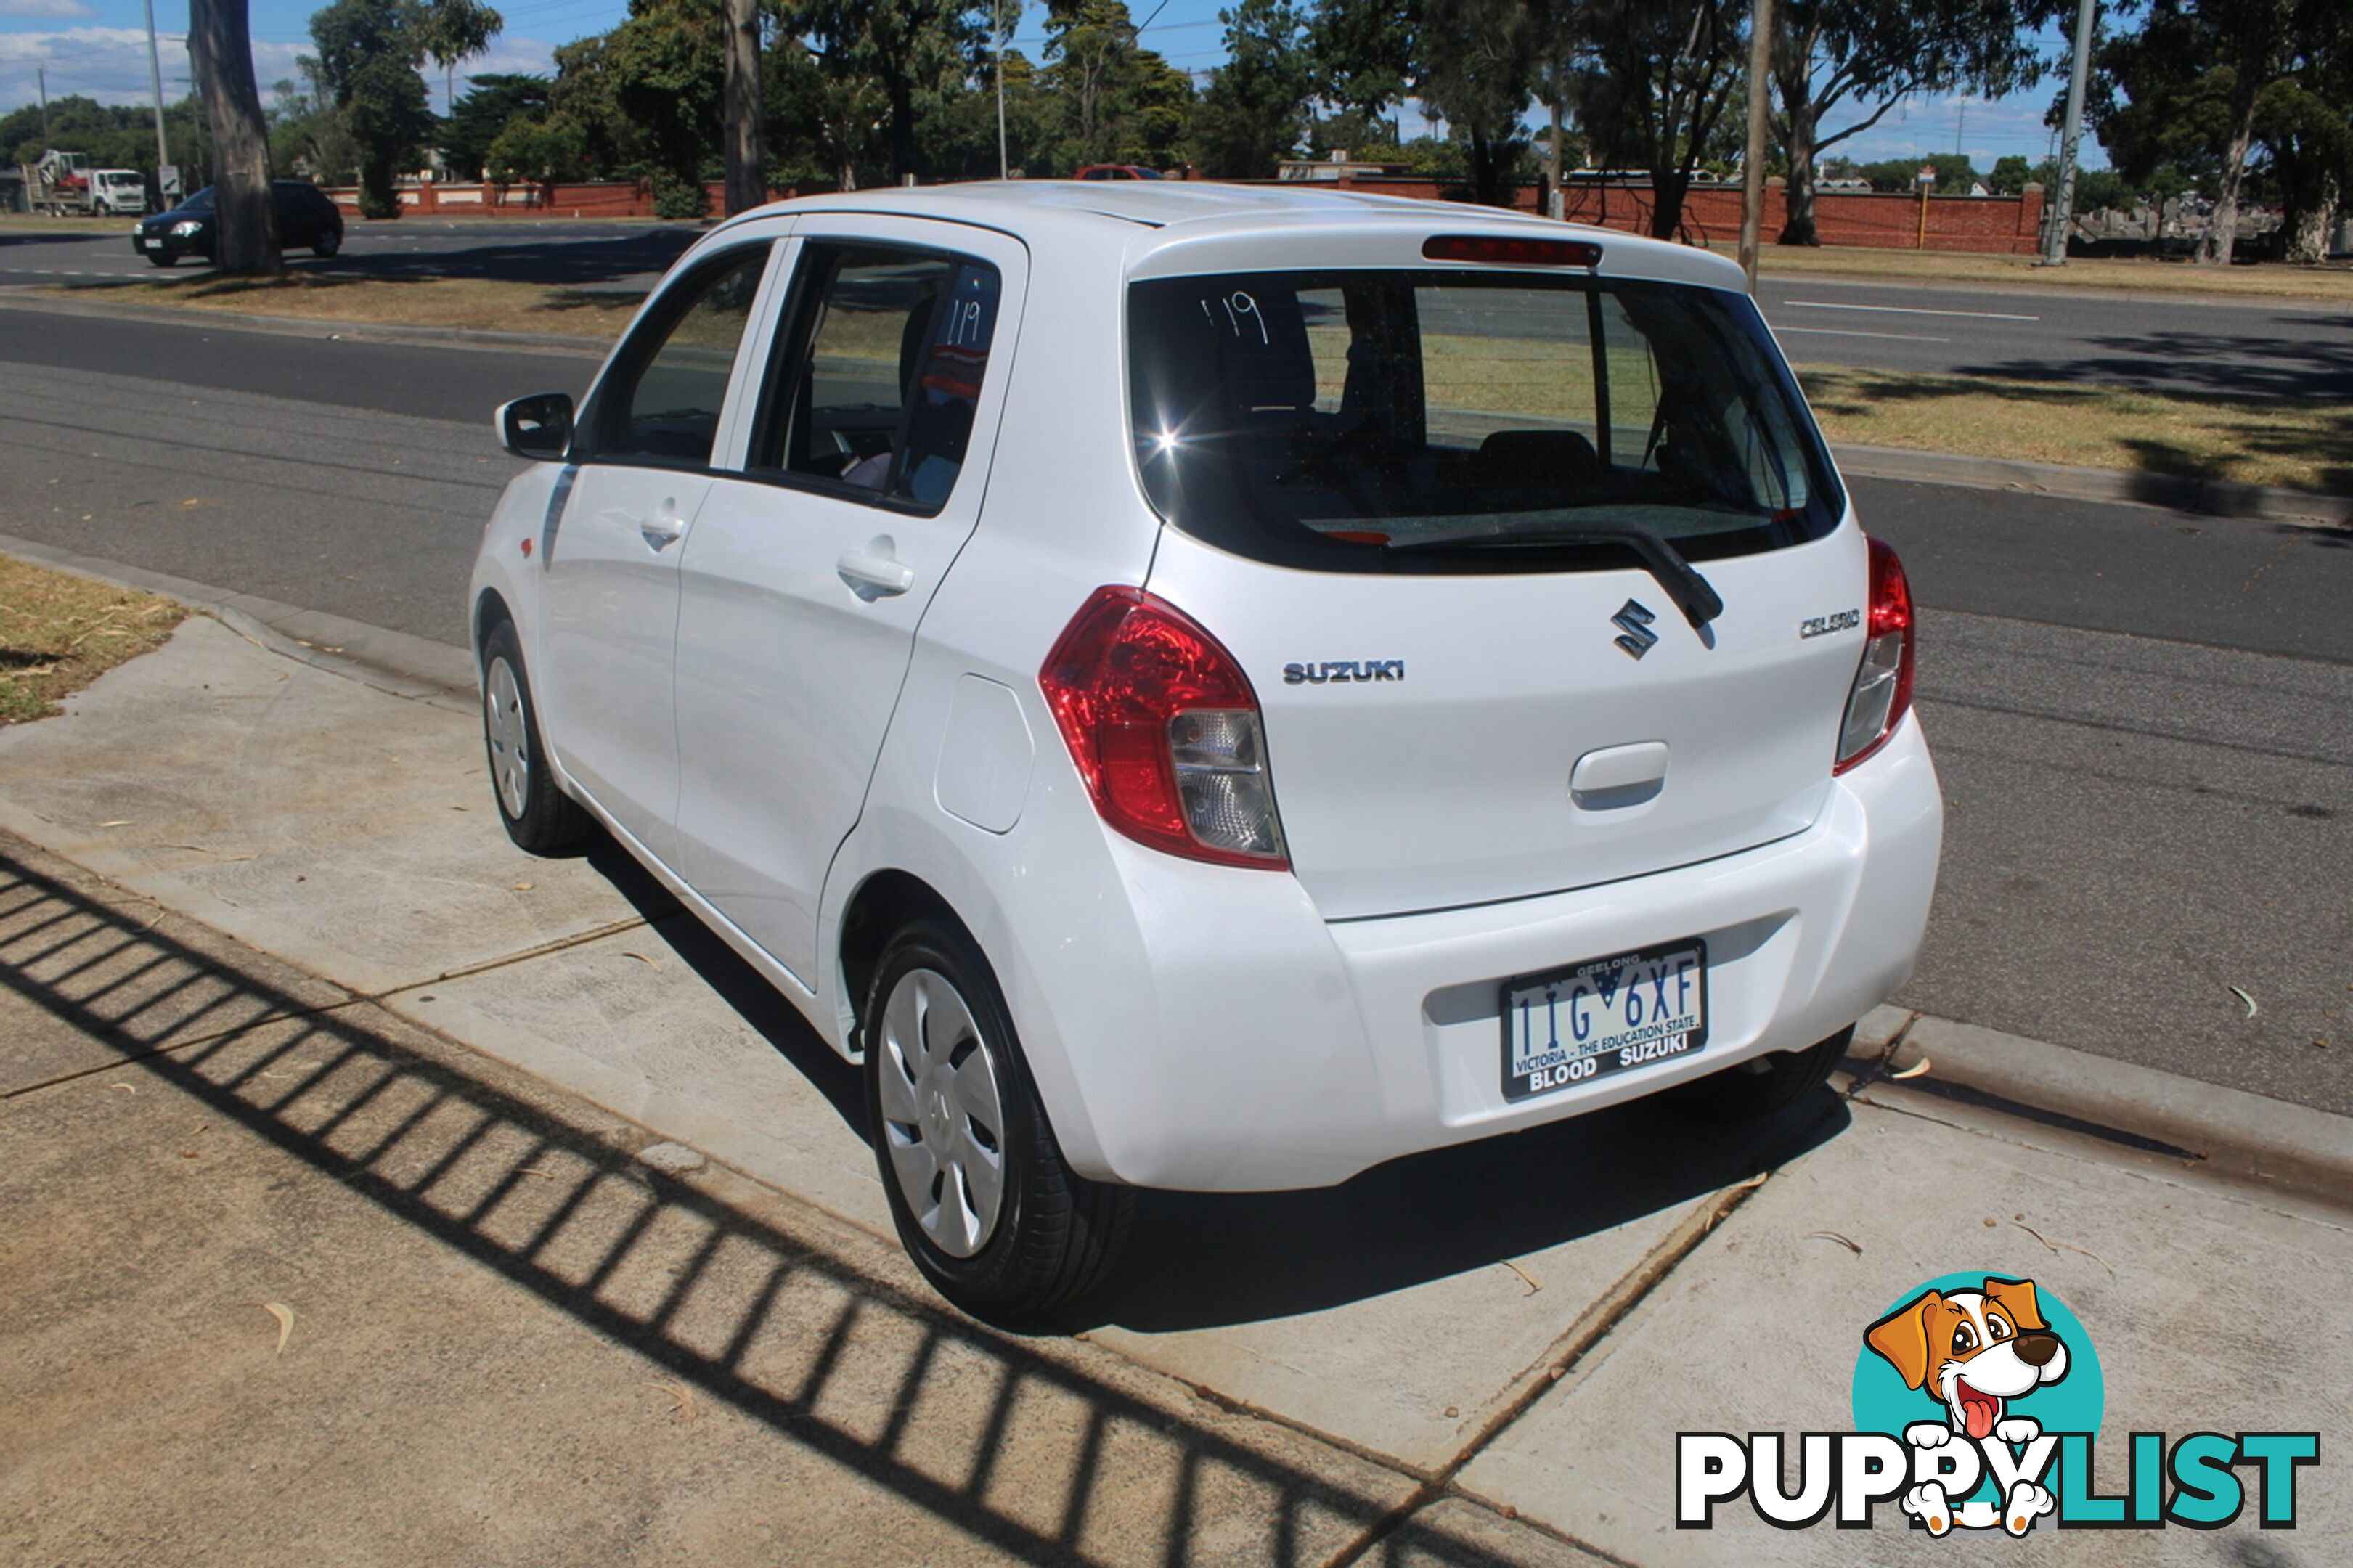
189, 0, 280, 272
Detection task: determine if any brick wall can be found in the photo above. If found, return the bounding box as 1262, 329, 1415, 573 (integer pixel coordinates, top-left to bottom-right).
1263, 174, 2047, 256
325, 179, 823, 220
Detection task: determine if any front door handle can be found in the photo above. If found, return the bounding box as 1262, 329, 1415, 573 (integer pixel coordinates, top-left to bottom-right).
640, 500, 686, 552
837, 539, 915, 601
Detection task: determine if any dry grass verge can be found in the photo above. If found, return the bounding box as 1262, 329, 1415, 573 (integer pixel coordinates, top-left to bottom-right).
0, 213, 137, 234
0, 557, 187, 725
1797, 364, 2352, 496
1732, 242, 2353, 303
37, 274, 643, 338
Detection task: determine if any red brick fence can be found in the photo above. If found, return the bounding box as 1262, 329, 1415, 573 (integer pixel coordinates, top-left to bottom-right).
1261, 174, 2049, 256
328, 172, 2047, 255
325, 179, 820, 221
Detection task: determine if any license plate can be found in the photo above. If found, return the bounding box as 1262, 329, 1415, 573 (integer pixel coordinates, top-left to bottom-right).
1500, 939, 1708, 1101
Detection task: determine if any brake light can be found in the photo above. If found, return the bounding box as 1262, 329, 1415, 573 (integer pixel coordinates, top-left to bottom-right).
1422, 234, 1603, 267
1833, 537, 1917, 775
1039, 587, 1289, 869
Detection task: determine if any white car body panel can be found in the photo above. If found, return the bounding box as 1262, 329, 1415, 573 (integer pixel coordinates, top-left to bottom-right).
673, 216, 1031, 987
470, 181, 1946, 1193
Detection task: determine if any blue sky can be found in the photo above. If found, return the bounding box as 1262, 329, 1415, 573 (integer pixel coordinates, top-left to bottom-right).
1, 0, 2085, 170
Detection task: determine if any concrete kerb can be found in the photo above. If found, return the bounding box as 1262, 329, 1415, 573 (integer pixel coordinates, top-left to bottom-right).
7, 536, 2349, 1221
1870, 1013, 2353, 1208
1832, 443, 2353, 529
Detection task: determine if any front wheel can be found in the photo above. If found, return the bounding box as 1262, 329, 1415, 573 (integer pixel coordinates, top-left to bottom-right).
147, 252, 177, 268
479, 619, 589, 854
1669, 1025, 1854, 1123
864, 920, 1131, 1320
314, 228, 342, 258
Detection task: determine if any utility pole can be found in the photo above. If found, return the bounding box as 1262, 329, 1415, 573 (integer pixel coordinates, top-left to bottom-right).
1738, 0, 1775, 285
142, 0, 171, 180
37, 64, 49, 139
2042, 0, 2096, 266
995, 0, 1011, 179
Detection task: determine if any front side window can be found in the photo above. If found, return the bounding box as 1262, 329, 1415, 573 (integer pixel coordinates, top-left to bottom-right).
1128, 269, 1843, 573
749, 243, 1003, 511
600, 246, 769, 467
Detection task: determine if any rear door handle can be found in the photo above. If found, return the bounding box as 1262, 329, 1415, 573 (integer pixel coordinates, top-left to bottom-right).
837, 541, 915, 601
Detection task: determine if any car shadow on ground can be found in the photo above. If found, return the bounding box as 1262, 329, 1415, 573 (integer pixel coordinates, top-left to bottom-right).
0, 843, 1539, 1567
582, 828, 1853, 1334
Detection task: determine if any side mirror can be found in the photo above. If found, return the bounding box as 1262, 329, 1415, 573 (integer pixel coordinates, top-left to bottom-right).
497, 392, 573, 462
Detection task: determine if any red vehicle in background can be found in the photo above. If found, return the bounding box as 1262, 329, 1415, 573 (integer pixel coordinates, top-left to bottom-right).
1072, 164, 1163, 180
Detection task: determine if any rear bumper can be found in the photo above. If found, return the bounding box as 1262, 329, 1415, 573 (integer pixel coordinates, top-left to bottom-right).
1050, 714, 1942, 1191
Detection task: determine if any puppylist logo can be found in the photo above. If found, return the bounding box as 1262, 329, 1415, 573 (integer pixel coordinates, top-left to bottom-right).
1678, 1273, 2320, 1535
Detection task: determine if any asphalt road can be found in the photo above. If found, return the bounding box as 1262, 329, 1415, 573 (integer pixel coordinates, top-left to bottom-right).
0, 218, 694, 294
1, 301, 2346, 1117
8, 216, 2353, 393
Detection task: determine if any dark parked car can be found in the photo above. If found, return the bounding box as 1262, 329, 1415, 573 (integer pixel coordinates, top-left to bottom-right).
134, 181, 345, 266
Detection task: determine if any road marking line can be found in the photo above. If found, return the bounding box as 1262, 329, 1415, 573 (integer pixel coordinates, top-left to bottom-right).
1783, 299, 2040, 322
1775, 324, 1953, 343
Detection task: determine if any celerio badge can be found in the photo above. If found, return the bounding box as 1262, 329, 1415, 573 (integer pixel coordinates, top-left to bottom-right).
1611, 599, 1660, 660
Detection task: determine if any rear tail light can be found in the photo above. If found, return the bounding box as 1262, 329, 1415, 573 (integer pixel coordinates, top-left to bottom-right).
1039, 587, 1289, 869
1834, 537, 1917, 775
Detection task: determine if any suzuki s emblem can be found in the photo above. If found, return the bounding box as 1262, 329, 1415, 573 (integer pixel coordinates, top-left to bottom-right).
1611, 599, 1660, 660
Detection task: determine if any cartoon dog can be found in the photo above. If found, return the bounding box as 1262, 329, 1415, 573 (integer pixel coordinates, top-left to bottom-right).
1864, 1277, 2069, 1537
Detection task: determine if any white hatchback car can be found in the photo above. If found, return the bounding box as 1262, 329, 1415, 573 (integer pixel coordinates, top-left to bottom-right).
470, 182, 1942, 1317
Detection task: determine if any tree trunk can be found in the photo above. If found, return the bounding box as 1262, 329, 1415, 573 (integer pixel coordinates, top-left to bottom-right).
2285, 171, 2339, 266
2199, 100, 2257, 266
187, 0, 280, 274
720, 0, 763, 214
1649, 166, 1690, 239
1775, 69, 1819, 245
887, 75, 918, 181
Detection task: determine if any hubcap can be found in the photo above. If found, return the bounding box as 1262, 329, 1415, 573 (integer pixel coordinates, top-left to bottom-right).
875, 968, 1006, 1259
484, 657, 530, 818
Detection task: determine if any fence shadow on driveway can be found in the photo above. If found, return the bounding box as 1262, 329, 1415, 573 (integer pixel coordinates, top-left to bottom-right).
1, 844, 1573, 1567
579, 831, 1851, 1336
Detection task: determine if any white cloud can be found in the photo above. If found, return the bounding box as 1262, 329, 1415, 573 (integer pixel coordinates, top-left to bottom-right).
1, 24, 565, 116
0, 0, 98, 20
1, 27, 308, 113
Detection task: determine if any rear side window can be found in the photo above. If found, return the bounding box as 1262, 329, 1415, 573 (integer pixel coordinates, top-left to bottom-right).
749, 243, 1003, 511
1128, 269, 1843, 572
598, 246, 770, 467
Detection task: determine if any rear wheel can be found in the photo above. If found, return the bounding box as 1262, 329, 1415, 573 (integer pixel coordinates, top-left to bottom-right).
1670, 1025, 1854, 1122
864, 918, 1130, 1320
479, 619, 589, 854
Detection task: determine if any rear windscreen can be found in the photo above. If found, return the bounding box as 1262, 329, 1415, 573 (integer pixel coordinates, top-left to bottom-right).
1127, 270, 1844, 571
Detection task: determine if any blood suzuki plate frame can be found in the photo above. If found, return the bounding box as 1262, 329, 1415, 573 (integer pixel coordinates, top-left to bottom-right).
1500, 939, 1710, 1102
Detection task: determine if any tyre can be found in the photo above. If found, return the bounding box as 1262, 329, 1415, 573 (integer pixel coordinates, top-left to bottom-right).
479, 618, 590, 854
314, 228, 342, 258
147, 252, 177, 268
864, 918, 1132, 1320
1669, 1025, 1854, 1123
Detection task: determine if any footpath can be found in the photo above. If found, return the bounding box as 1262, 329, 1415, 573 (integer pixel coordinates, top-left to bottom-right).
2, 609, 2350, 1567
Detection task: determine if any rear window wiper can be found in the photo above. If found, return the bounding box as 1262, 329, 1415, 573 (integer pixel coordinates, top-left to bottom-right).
1385, 522, 1725, 630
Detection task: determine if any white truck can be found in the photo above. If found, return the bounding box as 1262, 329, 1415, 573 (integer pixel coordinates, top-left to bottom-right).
24, 152, 147, 217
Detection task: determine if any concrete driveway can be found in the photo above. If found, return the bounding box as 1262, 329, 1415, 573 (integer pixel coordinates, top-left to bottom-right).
2, 612, 2349, 1565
